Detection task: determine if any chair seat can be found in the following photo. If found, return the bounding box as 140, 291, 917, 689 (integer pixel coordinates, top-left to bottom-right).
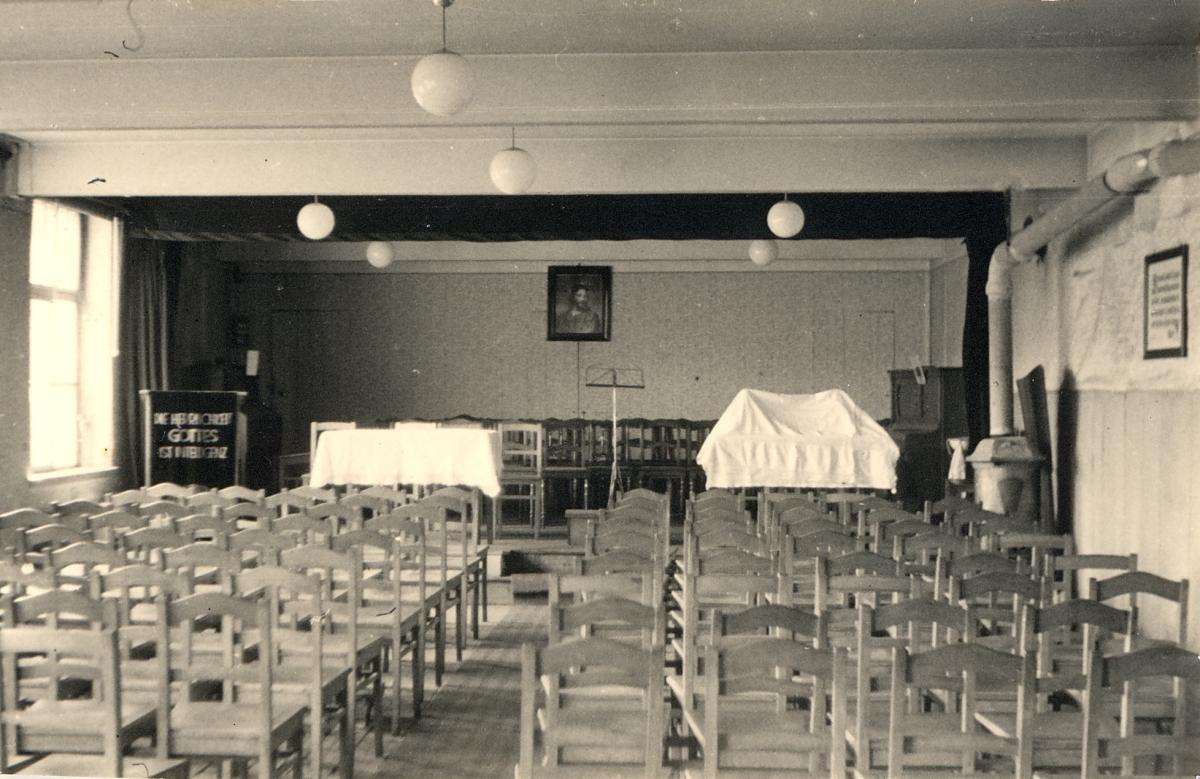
13, 699, 157, 754
168, 701, 307, 756
10, 753, 189, 779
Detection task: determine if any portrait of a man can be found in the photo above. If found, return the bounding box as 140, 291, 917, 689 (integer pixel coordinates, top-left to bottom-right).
547, 266, 612, 341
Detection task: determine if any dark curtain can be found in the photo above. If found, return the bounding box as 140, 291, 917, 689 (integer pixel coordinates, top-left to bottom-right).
115, 238, 180, 487
961, 195, 1010, 449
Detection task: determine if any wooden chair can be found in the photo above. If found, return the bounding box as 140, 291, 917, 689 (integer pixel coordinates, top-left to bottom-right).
972, 599, 1130, 775
121, 527, 190, 567
46, 541, 126, 591
228, 528, 298, 568
689, 638, 847, 778
332, 527, 427, 729
497, 421, 545, 538
173, 512, 237, 543
281, 545, 390, 753
287, 484, 338, 505
877, 642, 1035, 778
182, 490, 237, 511
263, 491, 312, 517
1088, 571, 1189, 651
367, 506, 448, 689
339, 493, 392, 523
223, 502, 275, 531
947, 571, 1046, 653
548, 572, 659, 648
425, 486, 490, 637
218, 485, 267, 504
0, 624, 188, 778
543, 418, 590, 512
518, 637, 666, 778
355, 485, 409, 510
106, 489, 148, 508
1081, 645, 1200, 777
132, 500, 192, 522
50, 499, 107, 518
144, 482, 198, 503
87, 509, 149, 544
305, 501, 363, 535
848, 598, 979, 772
162, 592, 307, 779
237, 564, 361, 779
162, 542, 242, 595
669, 568, 781, 732
1043, 552, 1136, 603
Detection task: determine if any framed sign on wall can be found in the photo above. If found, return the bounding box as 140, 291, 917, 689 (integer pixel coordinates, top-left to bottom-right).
1144, 244, 1188, 359
547, 265, 612, 342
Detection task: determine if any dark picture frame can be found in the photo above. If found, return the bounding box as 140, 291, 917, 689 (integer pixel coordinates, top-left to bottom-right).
1143, 244, 1188, 359
547, 266, 612, 341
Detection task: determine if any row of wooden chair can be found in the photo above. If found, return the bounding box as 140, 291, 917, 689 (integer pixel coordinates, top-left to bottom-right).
516, 486, 1197, 776
0, 484, 492, 778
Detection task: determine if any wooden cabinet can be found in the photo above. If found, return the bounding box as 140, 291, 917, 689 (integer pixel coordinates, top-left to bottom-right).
886, 367, 967, 508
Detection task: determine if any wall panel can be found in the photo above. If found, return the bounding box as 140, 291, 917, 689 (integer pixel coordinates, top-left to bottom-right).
237, 269, 928, 452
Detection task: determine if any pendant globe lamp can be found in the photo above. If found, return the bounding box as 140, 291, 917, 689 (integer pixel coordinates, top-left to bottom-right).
748, 239, 778, 267
411, 0, 474, 116
489, 127, 537, 194
365, 241, 395, 268
296, 197, 335, 240
767, 194, 805, 238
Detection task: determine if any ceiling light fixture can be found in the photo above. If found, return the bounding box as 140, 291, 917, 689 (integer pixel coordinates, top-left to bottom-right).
296, 196, 335, 240
489, 127, 537, 194
365, 241, 396, 268
748, 239, 778, 267
411, 0, 474, 117
767, 194, 805, 238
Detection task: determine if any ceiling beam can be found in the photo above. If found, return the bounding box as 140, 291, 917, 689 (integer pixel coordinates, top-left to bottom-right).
0, 47, 1191, 132
17, 133, 1085, 195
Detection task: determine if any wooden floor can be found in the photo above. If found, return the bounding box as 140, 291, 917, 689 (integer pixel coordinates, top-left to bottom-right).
353, 581, 543, 779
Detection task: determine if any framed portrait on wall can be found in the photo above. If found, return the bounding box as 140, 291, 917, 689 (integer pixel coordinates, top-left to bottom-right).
547, 266, 612, 341
1143, 244, 1188, 359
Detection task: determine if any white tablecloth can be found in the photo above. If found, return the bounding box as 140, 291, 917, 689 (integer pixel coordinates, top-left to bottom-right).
309, 426, 502, 496
697, 388, 899, 491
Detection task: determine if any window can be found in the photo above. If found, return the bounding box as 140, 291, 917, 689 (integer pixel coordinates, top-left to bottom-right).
28, 199, 118, 475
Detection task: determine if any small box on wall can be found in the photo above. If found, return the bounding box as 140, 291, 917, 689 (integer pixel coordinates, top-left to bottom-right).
1144, 244, 1188, 359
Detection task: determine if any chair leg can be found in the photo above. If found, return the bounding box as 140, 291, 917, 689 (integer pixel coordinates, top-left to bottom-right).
342, 669, 357, 779
471, 565, 481, 638
391, 639, 404, 735
372, 668, 384, 757
311, 695, 323, 779
456, 580, 467, 660
413, 622, 425, 720
435, 597, 446, 686
480, 559, 489, 623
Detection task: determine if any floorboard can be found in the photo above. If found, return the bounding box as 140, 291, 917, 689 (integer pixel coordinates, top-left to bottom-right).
354, 582, 543, 779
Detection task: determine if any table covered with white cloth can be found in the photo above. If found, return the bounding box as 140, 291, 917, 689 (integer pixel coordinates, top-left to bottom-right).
309, 426, 502, 496
696, 388, 899, 491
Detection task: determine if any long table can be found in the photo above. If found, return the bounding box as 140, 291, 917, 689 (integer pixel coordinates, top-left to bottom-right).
309, 426, 502, 497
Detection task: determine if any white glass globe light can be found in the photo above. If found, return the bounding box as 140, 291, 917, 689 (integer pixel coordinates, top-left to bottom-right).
296, 202, 335, 240
767, 199, 805, 238
489, 147, 537, 194
748, 239, 778, 266
411, 51, 474, 116
366, 241, 395, 268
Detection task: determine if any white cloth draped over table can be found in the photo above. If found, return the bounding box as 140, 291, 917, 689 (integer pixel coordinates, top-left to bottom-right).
696, 388, 899, 491
309, 425, 502, 497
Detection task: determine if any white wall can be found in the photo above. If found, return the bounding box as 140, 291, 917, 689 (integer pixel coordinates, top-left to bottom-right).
234, 266, 930, 453
1011, 121, 1200, 659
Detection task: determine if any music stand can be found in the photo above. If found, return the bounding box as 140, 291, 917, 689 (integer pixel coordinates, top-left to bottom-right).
584, 366, 646, 508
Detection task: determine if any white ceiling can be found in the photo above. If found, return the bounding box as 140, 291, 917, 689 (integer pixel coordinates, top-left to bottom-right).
2, 0, 1197, 59
1, 0, 1196, 198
